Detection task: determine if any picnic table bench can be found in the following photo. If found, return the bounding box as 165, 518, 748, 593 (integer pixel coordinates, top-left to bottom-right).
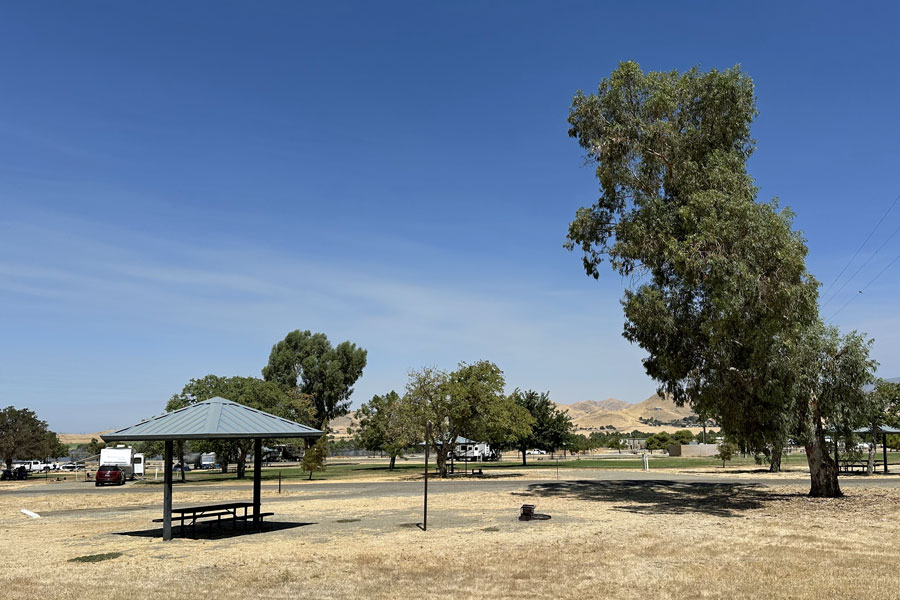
838, 459, 885, 473
152, 501, 273, 536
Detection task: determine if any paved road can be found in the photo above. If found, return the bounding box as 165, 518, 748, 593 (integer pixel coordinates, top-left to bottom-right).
6, 469, 900, 500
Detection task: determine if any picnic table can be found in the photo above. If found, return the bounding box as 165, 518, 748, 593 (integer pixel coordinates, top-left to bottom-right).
838, 459, 885, 473
153, 501, 272, 536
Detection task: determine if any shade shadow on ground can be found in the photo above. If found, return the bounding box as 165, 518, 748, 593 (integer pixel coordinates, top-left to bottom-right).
116, 521, 315, 540
517, 480, 796, 518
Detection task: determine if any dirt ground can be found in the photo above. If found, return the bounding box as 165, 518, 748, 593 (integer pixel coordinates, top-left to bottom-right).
2, 476, 899, 600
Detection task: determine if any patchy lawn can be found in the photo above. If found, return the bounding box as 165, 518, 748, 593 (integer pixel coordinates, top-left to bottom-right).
1, 478, 898, 599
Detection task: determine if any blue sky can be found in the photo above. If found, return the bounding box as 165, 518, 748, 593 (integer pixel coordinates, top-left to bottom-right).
1, 2, 899, 433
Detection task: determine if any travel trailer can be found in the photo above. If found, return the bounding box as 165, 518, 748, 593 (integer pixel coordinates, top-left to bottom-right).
451, 437, 499, 461
99, 446, 144, 479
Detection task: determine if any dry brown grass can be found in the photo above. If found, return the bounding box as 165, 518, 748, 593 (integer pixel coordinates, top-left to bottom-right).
1, 479, 899, 600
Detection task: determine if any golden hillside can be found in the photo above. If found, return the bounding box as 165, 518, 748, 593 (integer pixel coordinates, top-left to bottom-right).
58, 431, 112, 445
559, 394, 697, 433
328, 394, 699, 440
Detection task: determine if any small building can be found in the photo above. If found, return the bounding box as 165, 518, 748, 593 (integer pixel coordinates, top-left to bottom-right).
667, 443, 718, 457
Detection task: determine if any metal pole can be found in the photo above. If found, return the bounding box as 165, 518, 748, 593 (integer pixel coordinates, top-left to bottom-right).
278, 471, 282, 494
163, 440, 173, 541
420, 422, 429, 531
253, 438, 262, 528
883, 432, 889, 474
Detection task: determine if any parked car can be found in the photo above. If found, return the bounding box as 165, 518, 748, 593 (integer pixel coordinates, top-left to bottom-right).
95, 465, 126, 486
60, 463, 83, 471
525, 449, 548, 455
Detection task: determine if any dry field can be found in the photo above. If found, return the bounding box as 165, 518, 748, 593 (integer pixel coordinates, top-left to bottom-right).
1, 477, 899, 600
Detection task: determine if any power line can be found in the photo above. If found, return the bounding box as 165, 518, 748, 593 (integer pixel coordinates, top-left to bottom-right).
826, 247, 900, 322
821, 218, 900, 308
820, 191, 900, 301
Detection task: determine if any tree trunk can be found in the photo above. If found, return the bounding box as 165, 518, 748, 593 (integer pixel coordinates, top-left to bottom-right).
221, 460, 229, 475
867, 446, 875, 476
768, 442, 783, 473
237, 446, 247, 480
389, 455, 396, 471
521, 449, 527, 466
435, 443, 450, 478
805, 433, 841, 497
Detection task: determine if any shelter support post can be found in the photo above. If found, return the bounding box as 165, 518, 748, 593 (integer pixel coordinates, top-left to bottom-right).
163, 440, 173, 541
884, 433, 889, 474
253, 438, 262, 528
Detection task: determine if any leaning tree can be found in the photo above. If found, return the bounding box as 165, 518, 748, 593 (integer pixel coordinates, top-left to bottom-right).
564, 61, 876, 497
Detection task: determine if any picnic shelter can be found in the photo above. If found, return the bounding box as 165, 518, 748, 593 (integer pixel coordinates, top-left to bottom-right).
832, 424, 900, 474
102, 397, 322, 540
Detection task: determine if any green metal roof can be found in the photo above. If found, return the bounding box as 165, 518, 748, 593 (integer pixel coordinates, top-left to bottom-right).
101, 397, 323, 442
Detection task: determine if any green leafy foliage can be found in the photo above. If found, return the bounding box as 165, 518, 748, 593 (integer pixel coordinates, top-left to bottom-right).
645, 432, 672, 453
716, 441, 738, 467
87, 438, 106, 456
564, 61, 878, 496
0, 406, 60, 468
167, 375, 315, 479
262, 330, 367, 428
301, 434, 328, 480
695, 429, 719, 443
868, 379, 900, 429
352, 391, 417, 469
406, 361, 532, 477
510, 389, 570, 464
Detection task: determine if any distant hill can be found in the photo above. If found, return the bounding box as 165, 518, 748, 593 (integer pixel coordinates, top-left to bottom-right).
564, 398, 631, 418
329, 393, 699, 439
59, 431, 111, 445
560, 394, 696, 433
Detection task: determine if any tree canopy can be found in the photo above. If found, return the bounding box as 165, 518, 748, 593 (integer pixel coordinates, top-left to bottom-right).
564, 61, 877, 497
167, 374, 315, 479
509, 389, 571, 465
406, 361, 532, 477
262, 329, 367, 428
0, 406, 60, 468
352, 390, 417, 469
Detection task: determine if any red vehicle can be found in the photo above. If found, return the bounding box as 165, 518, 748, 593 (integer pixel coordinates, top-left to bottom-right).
94, 465, 126, 486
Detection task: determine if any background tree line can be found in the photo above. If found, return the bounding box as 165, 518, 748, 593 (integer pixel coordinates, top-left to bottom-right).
352, 362, 589, 476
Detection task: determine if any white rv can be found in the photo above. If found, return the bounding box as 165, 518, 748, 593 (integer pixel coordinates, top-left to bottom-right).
99, 446, 145, 479
451, 437, 496, 461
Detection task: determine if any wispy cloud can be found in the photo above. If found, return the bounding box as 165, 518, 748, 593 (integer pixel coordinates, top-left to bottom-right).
0, 209, 655, 430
